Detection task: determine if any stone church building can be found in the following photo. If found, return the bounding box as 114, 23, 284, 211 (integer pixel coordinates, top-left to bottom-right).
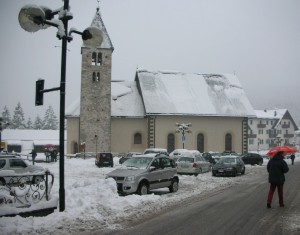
66, 7, 256, 155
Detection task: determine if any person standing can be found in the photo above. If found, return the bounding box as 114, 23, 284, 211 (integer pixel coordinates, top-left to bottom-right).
267, 151, 289, 208
30, 149, 37, 165
290, 154, 295, 165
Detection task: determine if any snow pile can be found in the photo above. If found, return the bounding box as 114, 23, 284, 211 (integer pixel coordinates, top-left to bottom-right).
0, 154, 299, 234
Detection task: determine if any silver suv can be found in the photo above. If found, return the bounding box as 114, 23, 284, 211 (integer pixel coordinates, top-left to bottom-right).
106, 153, 179, 195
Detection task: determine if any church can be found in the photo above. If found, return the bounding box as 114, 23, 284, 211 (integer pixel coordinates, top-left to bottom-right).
65, 7, 256, 155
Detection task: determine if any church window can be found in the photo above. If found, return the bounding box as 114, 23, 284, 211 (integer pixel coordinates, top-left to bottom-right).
92, 72, 100, 82
225, 133, 232, 151
167, 133, 175, 153
92, 52, 97, 65
134, 133, 142, 144
197, 133, 204, 153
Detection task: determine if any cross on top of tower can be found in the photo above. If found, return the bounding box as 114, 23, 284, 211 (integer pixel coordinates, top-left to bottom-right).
97, 0, 100, 12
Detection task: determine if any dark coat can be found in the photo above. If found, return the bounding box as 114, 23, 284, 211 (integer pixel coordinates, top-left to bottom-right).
267, 154, 289, 185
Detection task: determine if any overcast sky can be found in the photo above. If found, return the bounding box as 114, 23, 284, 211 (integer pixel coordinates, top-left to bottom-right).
1, 0, 300, 124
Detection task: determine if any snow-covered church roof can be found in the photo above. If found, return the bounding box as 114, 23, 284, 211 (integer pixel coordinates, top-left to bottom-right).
136, 70, 255, 117
66, 70, 256, 118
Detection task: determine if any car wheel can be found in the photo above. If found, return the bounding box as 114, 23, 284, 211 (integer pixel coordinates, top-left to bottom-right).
137, 182, 149, 195
241, 167, 245, 175
169, 179, 179, 193
0, 178, 6, 186
258, 161, 263, 166
212, 171, 216, 177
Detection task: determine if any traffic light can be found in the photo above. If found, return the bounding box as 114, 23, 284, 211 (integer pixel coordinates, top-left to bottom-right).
35, 79, 44, 106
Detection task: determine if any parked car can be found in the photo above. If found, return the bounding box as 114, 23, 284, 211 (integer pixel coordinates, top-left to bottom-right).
241, 153, 263, 165
169, 149, 190, 161
106, 153, 179, 195
176, 152, 211, 176
95, 152, 114, 167
221, 150, 237, 156
119, 152, 142, 164
75, 152, 96, 159
143, 148, 169, 156
0, 154, 45, 185
212, 155, 245, 177
211, 152, 222, 164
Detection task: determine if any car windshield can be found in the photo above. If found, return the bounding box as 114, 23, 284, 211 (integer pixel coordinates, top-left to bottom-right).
219, 157, 236, 164
122, 157, 152, 169
178, 157, 194, 163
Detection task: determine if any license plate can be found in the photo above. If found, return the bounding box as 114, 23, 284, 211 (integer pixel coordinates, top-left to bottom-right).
218, 170, 224, 173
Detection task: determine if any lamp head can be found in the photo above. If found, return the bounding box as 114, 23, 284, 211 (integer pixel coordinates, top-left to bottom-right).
18, 4, 49, 32
83, 27, 103, 47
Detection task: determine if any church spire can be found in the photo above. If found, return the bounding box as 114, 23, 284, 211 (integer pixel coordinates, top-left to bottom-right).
91, 2, 114, 50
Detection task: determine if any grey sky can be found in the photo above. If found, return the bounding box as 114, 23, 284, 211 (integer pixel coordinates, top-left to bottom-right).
0, 0, 300, 124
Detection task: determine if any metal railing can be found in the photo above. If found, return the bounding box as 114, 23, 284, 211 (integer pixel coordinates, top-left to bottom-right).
0, 171, 54, 208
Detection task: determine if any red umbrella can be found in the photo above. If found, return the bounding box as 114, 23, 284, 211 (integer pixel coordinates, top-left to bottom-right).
266, 146, 297, 157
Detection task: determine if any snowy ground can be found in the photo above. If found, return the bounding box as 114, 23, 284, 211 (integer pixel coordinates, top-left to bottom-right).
0, 153, 299, 235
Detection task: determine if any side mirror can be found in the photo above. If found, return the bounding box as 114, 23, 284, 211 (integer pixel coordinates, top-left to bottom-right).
149, 166, 156, 172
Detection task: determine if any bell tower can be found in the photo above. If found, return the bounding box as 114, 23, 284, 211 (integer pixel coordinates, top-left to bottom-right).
80, 6, 114, 152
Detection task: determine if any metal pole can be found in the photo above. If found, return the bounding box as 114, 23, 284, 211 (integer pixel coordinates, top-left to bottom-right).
59, 0, 69, 212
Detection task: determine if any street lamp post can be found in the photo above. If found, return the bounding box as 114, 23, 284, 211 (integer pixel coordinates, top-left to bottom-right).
18, 1, 103, 212
175, 123, 192, 149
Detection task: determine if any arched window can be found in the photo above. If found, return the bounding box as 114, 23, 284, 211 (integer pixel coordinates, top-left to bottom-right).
197, 133, 204, 153
225, 133, 232, 151
167, 133, 175, 154
92, 52, 97, 65
134, 133, 142, 144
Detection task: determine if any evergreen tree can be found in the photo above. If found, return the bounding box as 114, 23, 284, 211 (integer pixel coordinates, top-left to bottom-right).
34, 115, 44, 130
1, 106, 11, 129
12, 102, 26, 129
43, 105, 58, 130
26, 117, 33, 129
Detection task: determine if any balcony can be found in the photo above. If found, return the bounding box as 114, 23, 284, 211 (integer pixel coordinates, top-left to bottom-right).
257, 124, 266, 128
284, 133, 294, 138
282, 123, 290, 128
248, 134, 257, 138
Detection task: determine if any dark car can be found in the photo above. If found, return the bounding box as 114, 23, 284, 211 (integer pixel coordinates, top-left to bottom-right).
241, 153, 263, 165
212, 155, 245, 177
95, 152, 113, 167
203, 152, 221, 164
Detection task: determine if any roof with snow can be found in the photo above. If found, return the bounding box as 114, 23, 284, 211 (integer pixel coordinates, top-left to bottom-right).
66, 70, 256, 118
254, 109, 287, 119
135, 70, 255, 117
253, 109, 298, 130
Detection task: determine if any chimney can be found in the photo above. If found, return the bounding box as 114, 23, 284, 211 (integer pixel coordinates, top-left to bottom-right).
274, 111, 277, 116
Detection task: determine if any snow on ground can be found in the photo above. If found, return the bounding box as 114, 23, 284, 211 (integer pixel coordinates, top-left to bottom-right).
0, 153, 299, 235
